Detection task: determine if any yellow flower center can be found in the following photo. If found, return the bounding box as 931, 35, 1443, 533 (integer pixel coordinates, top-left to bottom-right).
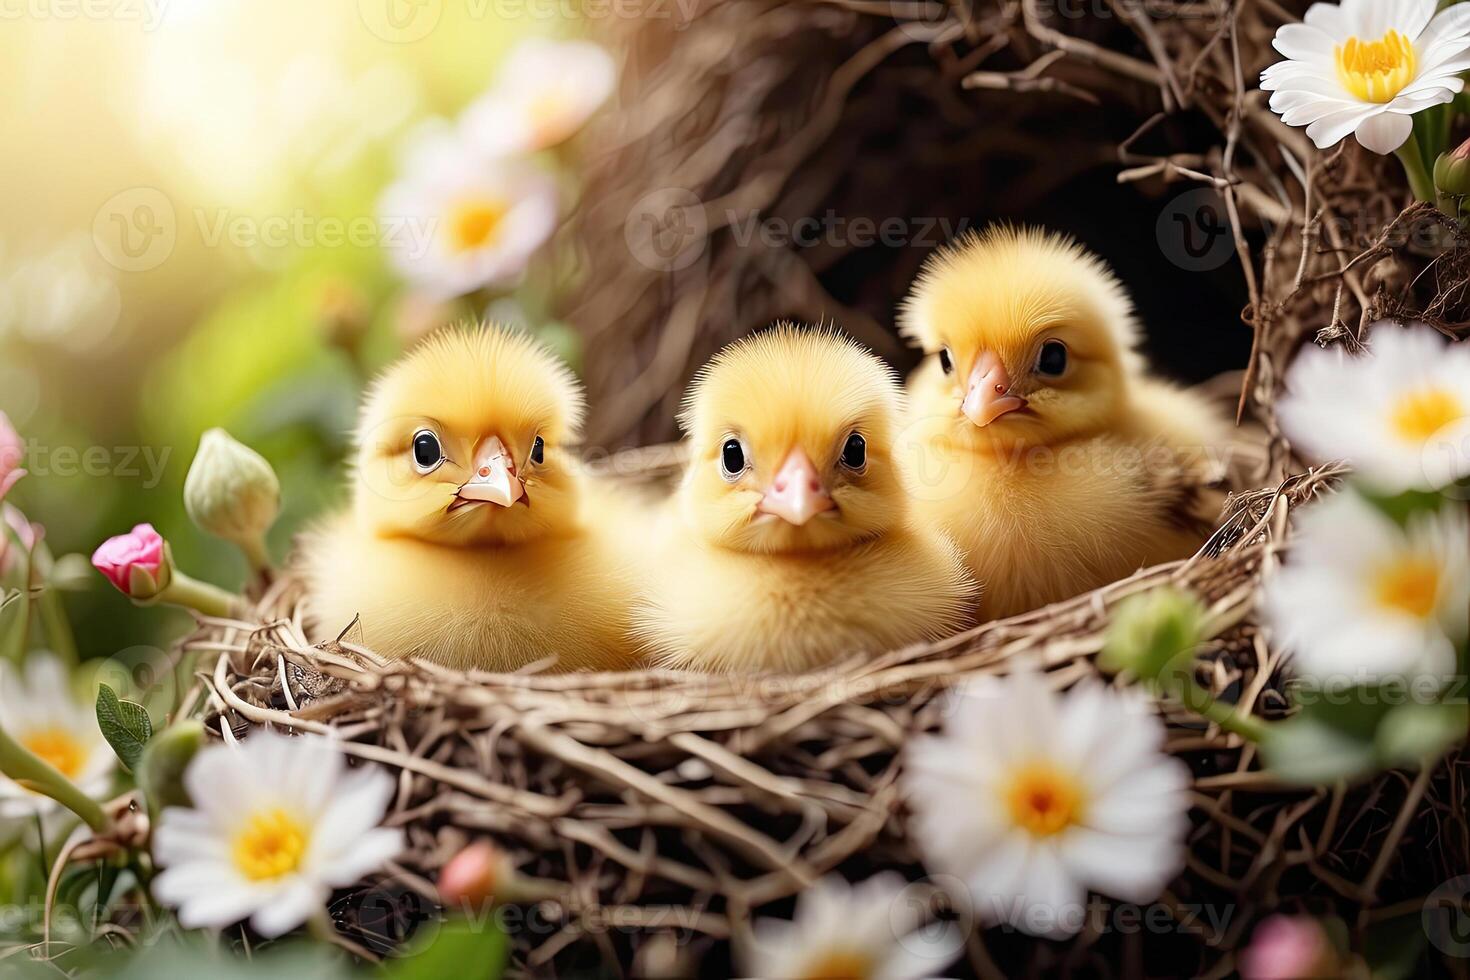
447, 198, 508, 254
21, 729, 85, 780
232, 809, 308, 882
797, 950, 874, 980
1335, 30, 1417, 103
1391, 387, 1465, 444
1004, 761, 1084, 837
1374, 556, 1442, 620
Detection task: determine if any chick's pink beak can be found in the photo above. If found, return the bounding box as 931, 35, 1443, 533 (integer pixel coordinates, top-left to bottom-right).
960, 351, 1027, 427
456, 436, 524, 508
758, 448, 834, 526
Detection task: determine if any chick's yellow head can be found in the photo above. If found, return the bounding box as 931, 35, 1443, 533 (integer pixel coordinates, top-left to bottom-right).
352, 324, 585, 547
900, 226, 1141, 451
678, 325, 906, 554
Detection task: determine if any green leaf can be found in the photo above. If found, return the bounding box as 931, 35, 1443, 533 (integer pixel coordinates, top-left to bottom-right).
382, 919, 508, 980
0, 589, 24, 662
1260, 714, 1379, 785
1364, 910, 1430, 980
1377, 700, 1469, 767
94, 683, 153, 771
45, 553, 97, 592
137, 721, 204, 818
1357, 484, 1452, 527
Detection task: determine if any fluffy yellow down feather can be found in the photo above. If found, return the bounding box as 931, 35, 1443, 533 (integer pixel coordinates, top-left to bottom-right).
303, 324, 638, 670
635, 325, 978, 673
899, 226, 1229, 620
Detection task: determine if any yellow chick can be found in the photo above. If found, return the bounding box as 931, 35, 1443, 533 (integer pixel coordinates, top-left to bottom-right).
635, 326, 978, 673
303, 324, 636, 671
899, 226, 1228, 620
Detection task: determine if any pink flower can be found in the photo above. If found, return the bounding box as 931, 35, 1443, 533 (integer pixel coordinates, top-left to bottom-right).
438, 841, 512, 908
1240, 916, 1333, 980
92, 523, 171, 599
0, 412, 25, 502
0, 504, 41, 578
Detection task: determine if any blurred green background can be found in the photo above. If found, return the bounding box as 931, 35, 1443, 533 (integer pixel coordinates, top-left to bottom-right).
0, 0, 573, 661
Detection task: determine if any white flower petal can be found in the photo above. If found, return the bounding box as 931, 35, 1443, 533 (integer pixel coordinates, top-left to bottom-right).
1351, 0, 1435, 40
904, 663, 1188, 935
1273, 22, 1339, 60
249, 880, 326, 939
316, 828, 403, 886
1306, 104, 1385, 149
1002, 845, 1087, 940
1057, 828, 1184, 904
1303, 1, 1350, 37
156, 868, 266, 930
737, 873, 961, 980
1420, 3, 1470, 53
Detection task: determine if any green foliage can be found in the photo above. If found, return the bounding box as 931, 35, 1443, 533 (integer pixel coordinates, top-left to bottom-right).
381, 919, 508, 980
1100, 587, 1207, 681
94, 683, 153, 771
137, 721, 205, 818
1261, 681, 1467, 785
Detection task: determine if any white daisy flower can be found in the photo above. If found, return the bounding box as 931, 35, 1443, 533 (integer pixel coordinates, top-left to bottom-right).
460, 38, 615, 158
0, 654, 113, 824
1277, 323, 1470, 493
737, 872, 961, 980
902, 664, 1191, 940
152, 731, 403, 938
1261, 0, 1470, 154
379, 122, 559, 300
1264, 491, 1470, 683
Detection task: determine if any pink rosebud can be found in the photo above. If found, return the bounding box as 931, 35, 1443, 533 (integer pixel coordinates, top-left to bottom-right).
437, 840, 521, 909
92, 523, 171, 600
1240, 916, 1333, 980
0, 412, 25, 502
0, 504, 41, 577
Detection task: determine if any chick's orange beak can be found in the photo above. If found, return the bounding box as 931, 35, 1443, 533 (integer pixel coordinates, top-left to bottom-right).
960, 351, 1027, 427
456, 435, 524, 508
758, 448, 834, 526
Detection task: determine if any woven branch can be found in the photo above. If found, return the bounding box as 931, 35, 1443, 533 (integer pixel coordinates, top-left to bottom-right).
176, 0, 1470, 974
180, 447, 1461, 976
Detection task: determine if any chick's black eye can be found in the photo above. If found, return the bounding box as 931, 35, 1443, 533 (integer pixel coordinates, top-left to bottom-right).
938, 348, 953, 375
411, 430, 442, 471
1037, 340, 1068, 377
840, 433, 867, 470
530, 435, 545, 465
720, 438, 746, 480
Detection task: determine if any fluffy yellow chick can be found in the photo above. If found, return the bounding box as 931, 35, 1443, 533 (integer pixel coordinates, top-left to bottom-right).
303, 324, 636, 670
899, 226, 1228, 620
635, 326, 977, 673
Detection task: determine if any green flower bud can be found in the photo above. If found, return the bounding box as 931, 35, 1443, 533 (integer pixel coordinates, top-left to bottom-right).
1100, 587, 1207, 681
137, 720, 205, 818
1434, 136, 1470, 197
184, 428, 280, 570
